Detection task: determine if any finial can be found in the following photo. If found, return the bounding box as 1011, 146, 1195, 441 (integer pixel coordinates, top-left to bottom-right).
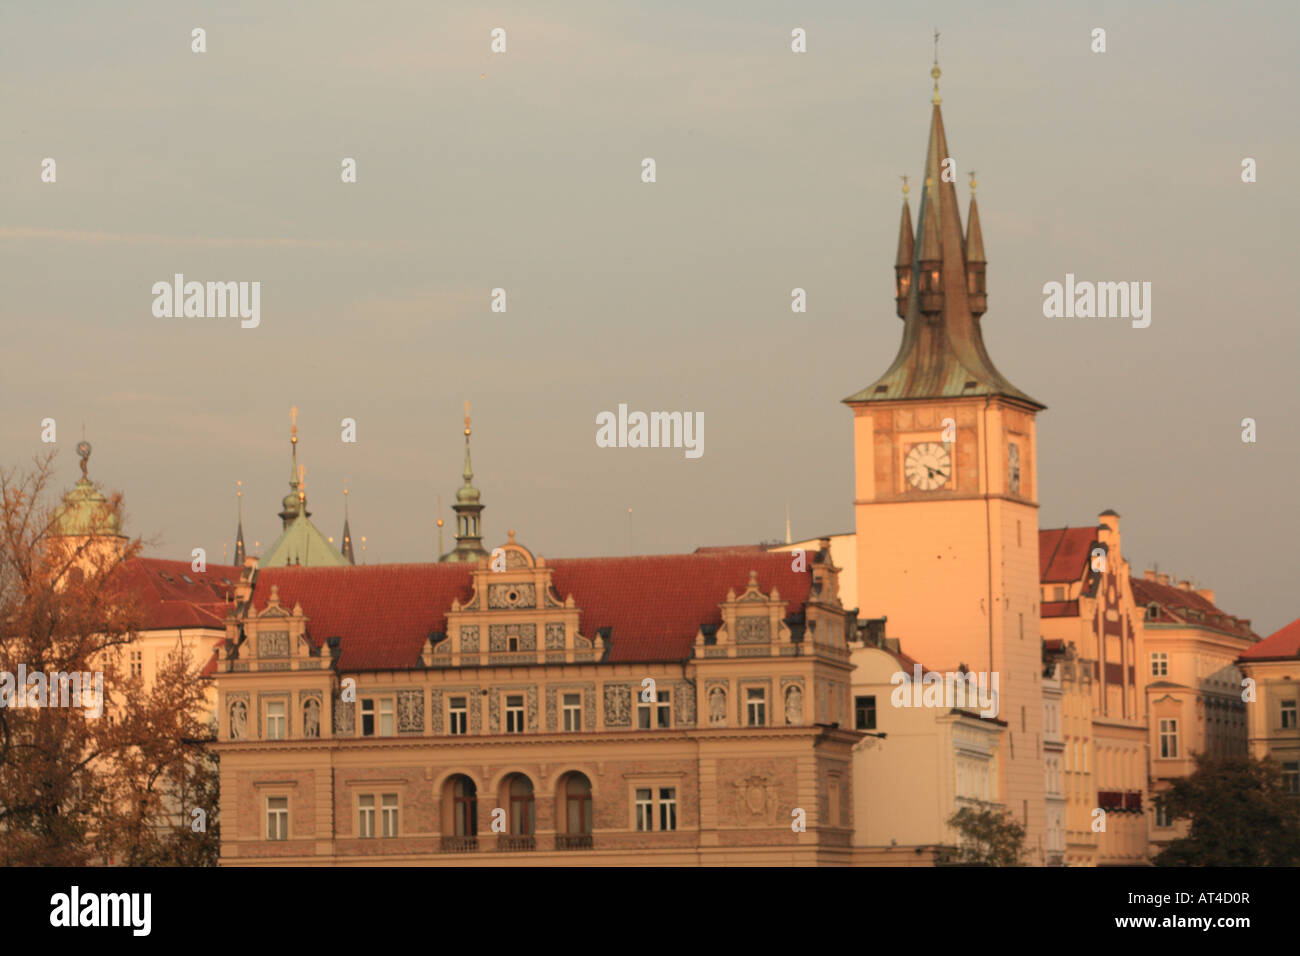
931, 29, 942, 105
464, 399, 471, 437
508, 529, 516, 544
343, 479, 349, 516
237, 479, 243, 518
290, 405, 298, 445
298, 464, 305, 502
968, 170, 977, 192
76, 439, 92, 480
901, 174, 909, 198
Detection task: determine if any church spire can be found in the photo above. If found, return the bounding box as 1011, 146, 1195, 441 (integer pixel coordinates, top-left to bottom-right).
234, 480, 246, 565
843, 57, 1042, 410
278, 406, 311, 527
440, 402, 488, 563
965, 171, 987, 317
341, 482, 355, 564
894, 176, 914, 318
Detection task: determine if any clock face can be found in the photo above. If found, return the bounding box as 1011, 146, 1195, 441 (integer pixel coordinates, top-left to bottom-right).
904, 442, 951, 491
1008, 443, 1021, 493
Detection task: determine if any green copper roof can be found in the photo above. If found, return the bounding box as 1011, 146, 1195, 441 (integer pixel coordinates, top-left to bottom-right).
843, 100, 1042, 410
262, 509, 349, 568
54, 478, 123, 537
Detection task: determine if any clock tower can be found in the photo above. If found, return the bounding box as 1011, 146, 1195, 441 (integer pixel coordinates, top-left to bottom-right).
844, 62, 1047, 860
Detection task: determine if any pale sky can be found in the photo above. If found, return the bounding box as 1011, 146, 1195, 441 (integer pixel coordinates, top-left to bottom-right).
2, 0, 1296, 635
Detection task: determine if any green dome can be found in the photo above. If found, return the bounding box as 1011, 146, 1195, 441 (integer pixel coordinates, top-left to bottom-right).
54, 478, 123, 537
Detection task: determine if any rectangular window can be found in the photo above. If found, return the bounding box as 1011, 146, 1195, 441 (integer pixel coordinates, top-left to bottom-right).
1283, 762, 1299, 796
129, 650, 143, 678
657, 689, 672, 729
507, 634, 519, 652
1053, 586, 1065, 601
358, 794, 376, 838
361, 698, 395, 737
1159, 718, 1179, 758
505, 694, 525, 733
1155, 802, 1174, 828
266, 796, 288, 841
1150, 653, 1168, 677
266, 700, 286, 740
659, 788, 678, 831
562, 693, 581, 732
746, 687, 767, 727
633, 786, 677, 831
855, 695, 877, 731
1281, 699, 1297, 730
381, 794, 398, 838
449, 696, 467, 735
635, 787, 653, 831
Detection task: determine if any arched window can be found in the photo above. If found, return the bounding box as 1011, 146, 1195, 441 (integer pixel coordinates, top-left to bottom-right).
452, 776, 477, 837
564, 773, 592, 835
508, 775, 535, 836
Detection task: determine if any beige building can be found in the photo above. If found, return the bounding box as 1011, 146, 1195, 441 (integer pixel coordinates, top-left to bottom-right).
1236, 619, 1298, 798
1132, 569, 1258, 851
1039, 513, 1148, 864
213, 537, 861, 864
846, 637, 1002, 865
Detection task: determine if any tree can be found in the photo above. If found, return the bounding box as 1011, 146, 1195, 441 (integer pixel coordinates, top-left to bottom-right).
1153, 753, 1300, 866
942, 802, 1026, 865
0, 452, 219, 865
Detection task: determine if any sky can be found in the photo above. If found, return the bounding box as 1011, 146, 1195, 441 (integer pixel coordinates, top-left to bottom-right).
2, 0, 1296, 635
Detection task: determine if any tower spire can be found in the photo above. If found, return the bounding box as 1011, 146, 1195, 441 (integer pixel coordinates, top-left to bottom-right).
440, 402, 488, 563
843, 56, 1041, 409
931, 29, 942, 105
965, 170, 987, 316
894, 176, 915, 318
278, 406, 310, 527
234, 480, 246, 565
341, 481, 355, 564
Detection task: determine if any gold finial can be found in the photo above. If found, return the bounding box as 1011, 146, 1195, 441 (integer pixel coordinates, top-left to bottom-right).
508, 529, 516, 544
968, 170, 977, 192
236, 479, 243, 499
464, 400, 471, 437
436, 493, 443, 528
931, 29, 942, 105
298, 464, 305, 501
901, 174, 909, 198
290, 405, 298, 444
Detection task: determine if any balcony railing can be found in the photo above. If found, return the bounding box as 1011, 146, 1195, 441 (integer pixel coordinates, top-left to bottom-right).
497, 835, 535, 851
555, 834, 593, 850
440, 836, 478, 853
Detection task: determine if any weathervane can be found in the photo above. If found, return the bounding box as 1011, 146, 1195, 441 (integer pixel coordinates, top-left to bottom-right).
76, 439, 92, 479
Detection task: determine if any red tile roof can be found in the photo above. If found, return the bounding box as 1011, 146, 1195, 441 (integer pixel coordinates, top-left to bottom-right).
1240, 616, 1300, 661
251, 552, 815, 671
1038, 527, 1097, 583
120, 557, 241, 631
1042, 600, 1080, 618
1130, 576, 1258, 641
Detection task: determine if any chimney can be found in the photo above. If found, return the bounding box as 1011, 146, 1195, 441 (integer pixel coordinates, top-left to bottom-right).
1157, 573, 1170, 586
1097, 510, 1121, 564
1178, 579, 1192, 591
1143, 569, 1157, 581
1196, 588, 1216, 604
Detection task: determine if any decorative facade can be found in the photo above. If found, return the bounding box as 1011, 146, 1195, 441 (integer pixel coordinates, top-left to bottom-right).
212, 538, 859, 864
